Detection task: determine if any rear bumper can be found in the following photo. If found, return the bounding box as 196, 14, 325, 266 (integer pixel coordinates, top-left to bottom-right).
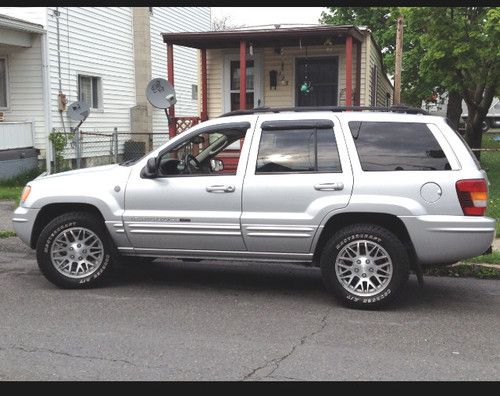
399, 215, 496, 265
12, 206, 39, 247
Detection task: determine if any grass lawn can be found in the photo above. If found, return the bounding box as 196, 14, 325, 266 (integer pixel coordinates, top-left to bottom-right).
481, 132, 500, 237
0, 168, 43, 201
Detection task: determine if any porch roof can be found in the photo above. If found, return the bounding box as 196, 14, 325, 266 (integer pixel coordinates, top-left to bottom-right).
161, 25, 364, 49
0, 13, 45, 34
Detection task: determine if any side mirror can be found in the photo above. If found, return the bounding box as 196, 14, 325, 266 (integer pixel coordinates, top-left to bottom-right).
141, 157, 158, 178
210, 159, 224, 172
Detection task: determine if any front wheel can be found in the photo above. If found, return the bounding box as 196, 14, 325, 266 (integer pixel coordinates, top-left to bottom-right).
320, 224, 410, 309
36, 212, 115, 288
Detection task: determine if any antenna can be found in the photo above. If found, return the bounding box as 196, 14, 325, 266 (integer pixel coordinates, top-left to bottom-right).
145, 78, 177, 109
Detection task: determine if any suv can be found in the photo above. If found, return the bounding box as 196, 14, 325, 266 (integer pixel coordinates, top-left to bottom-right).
12, 107, 496, 308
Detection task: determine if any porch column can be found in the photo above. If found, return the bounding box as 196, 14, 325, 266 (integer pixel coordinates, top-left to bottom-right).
200, 48, 208, 121
239, 40, 246, 110
345, 35, 353, 107
167, 43, 176, 138
355, 40, 362, 106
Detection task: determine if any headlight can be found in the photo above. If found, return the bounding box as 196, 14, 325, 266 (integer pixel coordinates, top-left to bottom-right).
20, 185, 31, 204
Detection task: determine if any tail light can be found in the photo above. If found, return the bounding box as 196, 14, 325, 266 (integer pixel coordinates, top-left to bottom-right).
455, 179, 488, 216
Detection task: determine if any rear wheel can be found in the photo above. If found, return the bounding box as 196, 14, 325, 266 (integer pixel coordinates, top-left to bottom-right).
320, 224, 410, 309
36, 212, 114, 288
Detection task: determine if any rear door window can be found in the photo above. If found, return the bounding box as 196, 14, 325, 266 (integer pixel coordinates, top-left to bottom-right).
256, 127, 342, 173
348, 121, 451, 171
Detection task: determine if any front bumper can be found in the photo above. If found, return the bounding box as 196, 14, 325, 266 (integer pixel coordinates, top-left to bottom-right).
12, 206, 40, 247
399, 215, 496, 265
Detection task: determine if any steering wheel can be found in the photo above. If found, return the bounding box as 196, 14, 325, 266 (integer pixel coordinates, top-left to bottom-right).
184, 153, 201, 174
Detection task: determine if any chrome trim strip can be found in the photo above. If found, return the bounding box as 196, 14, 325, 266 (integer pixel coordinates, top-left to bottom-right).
127, 223, 240, 230
12, 218, 28, 223
246, 232, 311, 238
129, 229, 241, 236
245, 226, 315, 232
429, 227, 494, 233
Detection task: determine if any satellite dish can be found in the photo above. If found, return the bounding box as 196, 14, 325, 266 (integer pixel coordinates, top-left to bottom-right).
67, 101, 90, 122
146, 78, 177, 109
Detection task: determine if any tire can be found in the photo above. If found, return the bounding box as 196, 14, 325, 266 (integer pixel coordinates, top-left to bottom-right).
320, 224, 410, 309
36, 212, 115, 289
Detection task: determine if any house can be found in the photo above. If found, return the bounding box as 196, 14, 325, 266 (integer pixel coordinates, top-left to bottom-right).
161, 24, 393, 135
0, 7, 211, 173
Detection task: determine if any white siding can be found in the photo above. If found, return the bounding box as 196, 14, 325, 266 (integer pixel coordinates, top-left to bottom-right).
0, 34, 46, 149
150, 7, 211, 134
46, 7, 136, 135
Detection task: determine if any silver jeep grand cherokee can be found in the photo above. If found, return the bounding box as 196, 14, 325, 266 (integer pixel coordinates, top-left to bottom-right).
12, 107, 496, 309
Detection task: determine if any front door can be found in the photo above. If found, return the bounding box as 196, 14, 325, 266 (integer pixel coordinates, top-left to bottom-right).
296, 56, 339, 106
123, 119, 254, 255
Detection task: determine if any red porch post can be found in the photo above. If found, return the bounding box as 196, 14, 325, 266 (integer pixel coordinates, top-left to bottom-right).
167, 43, 176, 138
345, 35, 353, 107
200, 48, 208, 121
239, 40, 246, 110
355, 40, 362, 106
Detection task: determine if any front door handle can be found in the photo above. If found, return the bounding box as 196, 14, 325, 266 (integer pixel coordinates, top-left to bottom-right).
206, 184, 236, 193
314, 182, 344, 191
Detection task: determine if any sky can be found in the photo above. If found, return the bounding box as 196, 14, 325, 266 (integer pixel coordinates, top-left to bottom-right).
211, 7, 327, 28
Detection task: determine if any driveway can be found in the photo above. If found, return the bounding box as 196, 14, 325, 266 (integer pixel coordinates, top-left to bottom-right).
0, 236, 499, 381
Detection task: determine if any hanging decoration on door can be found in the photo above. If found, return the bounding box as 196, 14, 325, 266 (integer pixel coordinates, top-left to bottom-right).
299, 45, 313, 95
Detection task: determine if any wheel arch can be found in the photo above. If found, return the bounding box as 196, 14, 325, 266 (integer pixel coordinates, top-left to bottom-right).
30, 203, 105, 249
312, 212, 416, 267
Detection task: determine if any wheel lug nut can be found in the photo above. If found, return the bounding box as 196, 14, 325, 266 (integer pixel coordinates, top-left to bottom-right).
354, 268, 359, 273
78, 257, 83, 260
83, 250, 87, 253
70, 247, 73, 250
366, 260, 370, 264
77, 244, 81, 248
369, 268, 374, 272
70, 255, 74, 259
362, 273, 367, 278
356, 260, 361, 264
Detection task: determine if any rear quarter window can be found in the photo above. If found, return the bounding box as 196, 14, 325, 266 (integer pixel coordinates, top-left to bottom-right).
348, 121, 451, 171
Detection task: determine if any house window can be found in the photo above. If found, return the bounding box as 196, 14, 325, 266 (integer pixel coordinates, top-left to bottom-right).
192, 84, 198, 100
0, 58, 8, 109
78, 75, 101, 109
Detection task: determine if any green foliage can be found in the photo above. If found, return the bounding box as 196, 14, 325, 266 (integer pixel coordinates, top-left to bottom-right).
463, 251, 500, 265
49, 131, 72, 171
481, 134, 500, 237
0, 231, 16, 239
320, 6, 500, 110
0, 167, 44, 201
425, 263, 500, 279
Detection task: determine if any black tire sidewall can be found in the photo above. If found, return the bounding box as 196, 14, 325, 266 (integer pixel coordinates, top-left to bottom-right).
36, 213, 114, 288
320, 225, 409, 309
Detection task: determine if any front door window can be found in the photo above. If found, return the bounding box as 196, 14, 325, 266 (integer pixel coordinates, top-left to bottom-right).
230, 60, 254, 111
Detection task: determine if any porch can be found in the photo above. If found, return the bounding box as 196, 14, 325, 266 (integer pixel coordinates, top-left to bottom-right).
162, 25, 368, 137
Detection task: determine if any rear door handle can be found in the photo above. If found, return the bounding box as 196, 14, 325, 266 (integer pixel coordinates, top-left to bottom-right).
314, 182, 344, 191
206, 184, 235, 193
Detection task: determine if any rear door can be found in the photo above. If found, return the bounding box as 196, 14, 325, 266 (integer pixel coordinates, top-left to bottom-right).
241, 113, 353, 255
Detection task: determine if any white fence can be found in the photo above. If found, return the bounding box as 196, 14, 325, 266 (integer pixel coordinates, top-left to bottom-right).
0, 121, 35, 150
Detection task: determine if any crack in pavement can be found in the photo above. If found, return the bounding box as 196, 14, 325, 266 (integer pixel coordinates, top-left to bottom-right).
0, 345, 166, 370
242, 309, 331, 381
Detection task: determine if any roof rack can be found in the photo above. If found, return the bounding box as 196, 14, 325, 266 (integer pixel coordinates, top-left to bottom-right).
219, 105, 430, 118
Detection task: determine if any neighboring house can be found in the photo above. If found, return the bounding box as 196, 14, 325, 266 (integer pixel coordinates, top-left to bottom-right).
162, 25, 393, 125
0, 7, 211, 171
161, 24, 393, 171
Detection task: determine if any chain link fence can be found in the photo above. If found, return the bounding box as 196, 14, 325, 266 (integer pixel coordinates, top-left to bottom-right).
50, 128, 170, 173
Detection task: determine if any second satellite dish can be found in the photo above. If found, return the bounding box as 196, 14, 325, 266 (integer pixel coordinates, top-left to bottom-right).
146, 78, 177, 109
67, 101, 90, 122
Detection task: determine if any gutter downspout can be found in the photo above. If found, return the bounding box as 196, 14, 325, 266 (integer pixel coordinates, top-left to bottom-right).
41, 31, 52, 174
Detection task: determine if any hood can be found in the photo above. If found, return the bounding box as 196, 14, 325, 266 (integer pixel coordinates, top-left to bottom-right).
34, 164, 121, 181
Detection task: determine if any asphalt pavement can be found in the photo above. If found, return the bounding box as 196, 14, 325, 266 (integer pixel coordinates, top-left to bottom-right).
0, 236, 499, 381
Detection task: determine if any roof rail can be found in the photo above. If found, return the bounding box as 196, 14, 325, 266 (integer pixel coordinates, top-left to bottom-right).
219, 105, 430, 117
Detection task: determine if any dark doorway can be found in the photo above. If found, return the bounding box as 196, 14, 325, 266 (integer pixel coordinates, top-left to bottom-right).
295, 57, 338, 107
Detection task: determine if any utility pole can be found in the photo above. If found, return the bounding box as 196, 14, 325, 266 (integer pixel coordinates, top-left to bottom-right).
394, 15, 404, 105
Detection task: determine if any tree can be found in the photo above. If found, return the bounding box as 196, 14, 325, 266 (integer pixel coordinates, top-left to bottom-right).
415, 7, 499, 156
212, 15, 244, 31
321, 7, 500, 153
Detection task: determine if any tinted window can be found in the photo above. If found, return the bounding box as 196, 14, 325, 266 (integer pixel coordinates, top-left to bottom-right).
349, 121, 450, 171
256, 128, 341, 173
